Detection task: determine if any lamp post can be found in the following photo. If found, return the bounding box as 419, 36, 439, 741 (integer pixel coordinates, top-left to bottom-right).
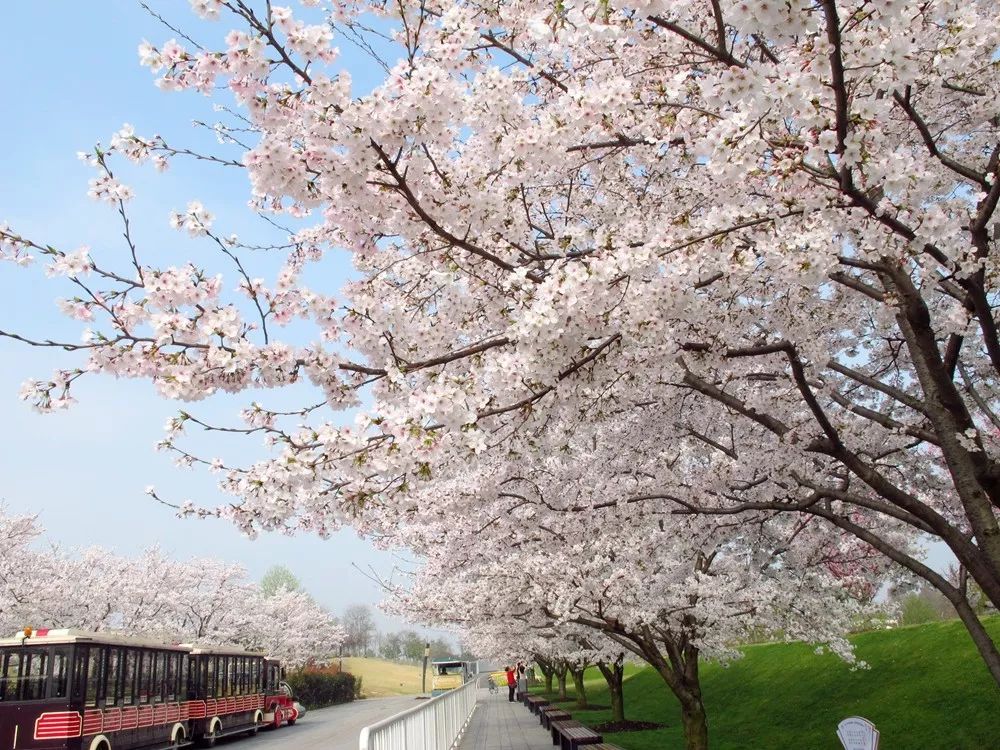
422, 643, 430, 694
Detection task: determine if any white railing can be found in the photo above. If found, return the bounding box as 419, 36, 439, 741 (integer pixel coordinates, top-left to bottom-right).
359, 679, 479, 750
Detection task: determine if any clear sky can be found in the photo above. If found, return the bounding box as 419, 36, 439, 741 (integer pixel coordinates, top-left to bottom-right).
0, 1, 445, 638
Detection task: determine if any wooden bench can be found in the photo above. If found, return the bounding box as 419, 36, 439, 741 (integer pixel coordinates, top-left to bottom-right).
589, 745, 626, 750
525, 695, 550, 714
539, 707, 572, 729
550, 720, 583, 745
551, 722, 603, 750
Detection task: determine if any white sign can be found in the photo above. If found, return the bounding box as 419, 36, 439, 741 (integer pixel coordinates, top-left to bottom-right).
837, 716, 879, 750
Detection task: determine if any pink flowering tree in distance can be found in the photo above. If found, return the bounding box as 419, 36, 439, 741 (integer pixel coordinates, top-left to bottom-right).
3, 0, 1000, 695
0, 510, 343, 666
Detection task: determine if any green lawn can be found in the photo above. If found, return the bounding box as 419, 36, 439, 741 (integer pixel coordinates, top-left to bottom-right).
532, 617, 1000, 749
341, 657, 423, 697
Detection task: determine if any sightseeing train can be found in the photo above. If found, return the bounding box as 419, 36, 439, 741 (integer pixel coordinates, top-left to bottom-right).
0, 628, 299, 750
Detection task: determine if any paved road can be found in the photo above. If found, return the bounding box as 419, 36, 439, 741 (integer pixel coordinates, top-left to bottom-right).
215, 695, 422, 750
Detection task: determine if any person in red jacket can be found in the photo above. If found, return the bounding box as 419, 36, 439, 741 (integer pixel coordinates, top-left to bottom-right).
505, 665, 516, 702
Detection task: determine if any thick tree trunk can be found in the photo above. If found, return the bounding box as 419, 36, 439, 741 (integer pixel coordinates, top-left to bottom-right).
570, 666, 588, 709
534, 654, 555, 694
597, 659, 626, 724
645, 628, 708, 750
556, 663, 568, 701
680, 697, 709, 750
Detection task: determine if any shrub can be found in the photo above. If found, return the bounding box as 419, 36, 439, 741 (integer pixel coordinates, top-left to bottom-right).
286, 669, 357, 708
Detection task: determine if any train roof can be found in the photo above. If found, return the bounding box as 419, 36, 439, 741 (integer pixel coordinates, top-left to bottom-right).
188, 644, 267, 658
0, 629, 272, 659
0, 628, 191, 652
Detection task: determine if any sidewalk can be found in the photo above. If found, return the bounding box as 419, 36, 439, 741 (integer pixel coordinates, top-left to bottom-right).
457, 688, 553, 750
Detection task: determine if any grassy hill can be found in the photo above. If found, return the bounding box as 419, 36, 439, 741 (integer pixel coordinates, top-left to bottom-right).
535, 617, 1000, 749
341, 657, 425, 697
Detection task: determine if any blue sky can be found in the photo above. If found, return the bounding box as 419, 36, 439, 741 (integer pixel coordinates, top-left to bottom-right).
0, 1, 440, 637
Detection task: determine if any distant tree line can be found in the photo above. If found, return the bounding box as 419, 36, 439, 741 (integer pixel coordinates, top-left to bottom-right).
339, 604, 468, 661
891, 565, 996, 627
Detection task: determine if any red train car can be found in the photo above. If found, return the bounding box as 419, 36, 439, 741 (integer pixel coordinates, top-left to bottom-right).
261, 660, 297, 730
0, 629, 296, 750
186, 645, 266, 746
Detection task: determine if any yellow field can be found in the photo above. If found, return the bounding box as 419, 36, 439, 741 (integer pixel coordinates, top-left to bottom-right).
341, 657, 425, 697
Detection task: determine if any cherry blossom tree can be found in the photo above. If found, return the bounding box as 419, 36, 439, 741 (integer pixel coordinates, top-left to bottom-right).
0, 508, 45, 634
379, 458, 879, 750
3, 0, 1000, 690
0, 510, 343, 665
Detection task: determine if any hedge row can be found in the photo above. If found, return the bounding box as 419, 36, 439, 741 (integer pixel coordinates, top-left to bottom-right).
286, 670, 360, 709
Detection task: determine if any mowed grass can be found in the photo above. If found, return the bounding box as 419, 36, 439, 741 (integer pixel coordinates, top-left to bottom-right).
533, 616, 1000, 749
341, 657, 424, 697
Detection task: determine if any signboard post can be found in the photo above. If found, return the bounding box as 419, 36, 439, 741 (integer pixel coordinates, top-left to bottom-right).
837, 717, 880, 750
422, 643, 430, 693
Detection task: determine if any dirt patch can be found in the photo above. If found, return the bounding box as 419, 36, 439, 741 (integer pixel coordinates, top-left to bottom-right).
592, 719, 666, 733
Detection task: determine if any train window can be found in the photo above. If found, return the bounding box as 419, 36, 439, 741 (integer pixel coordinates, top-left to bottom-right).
174, 654, 181, 699
164, 653, 175, 701
205, 656, 217, 697
51, 648, 69, 699
21, 649, 48, 700
0, 651, 21, 701
73, 646, 87, 701
240, 657, 247, 695
185, 656, 194, 698
155, 652, 167, 702
121, 650, 135, 705
178, 654, 187, 700
188, 656, 205, 698
137, 652, 147, 703
106, 649, 121, 705
86, 647, 105, 706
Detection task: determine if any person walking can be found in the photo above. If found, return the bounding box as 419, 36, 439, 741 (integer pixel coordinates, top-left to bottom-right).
505, 665, 516, 702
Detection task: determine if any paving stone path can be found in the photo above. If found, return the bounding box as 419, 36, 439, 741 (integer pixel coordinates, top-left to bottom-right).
457, 688, 553, 750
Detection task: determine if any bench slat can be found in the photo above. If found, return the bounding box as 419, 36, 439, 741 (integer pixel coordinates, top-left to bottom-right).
540, 710, 572, 729
551, 721, 603, 750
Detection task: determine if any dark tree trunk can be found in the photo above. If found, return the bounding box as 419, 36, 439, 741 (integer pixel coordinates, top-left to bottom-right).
570, 665, 589, 710
679, 696, 709, 750
597, 657, 626, 724
534, 654, 555, 694
556, 662, 568, 701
